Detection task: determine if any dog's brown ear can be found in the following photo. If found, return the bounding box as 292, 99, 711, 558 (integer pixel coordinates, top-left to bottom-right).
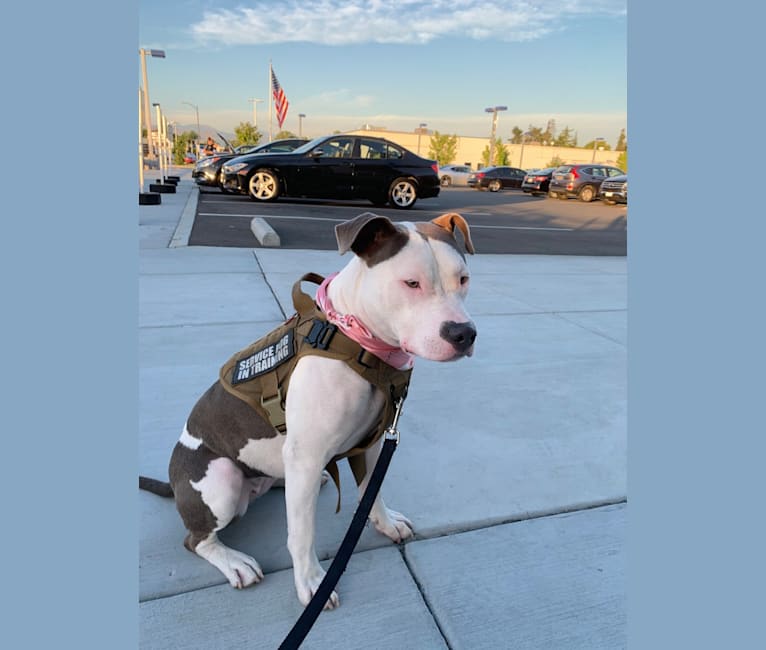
431, 213, 475, 254
335, 212, 409, 266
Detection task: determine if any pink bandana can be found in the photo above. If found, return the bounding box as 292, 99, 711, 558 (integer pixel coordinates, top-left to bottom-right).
315, 273, 415, 370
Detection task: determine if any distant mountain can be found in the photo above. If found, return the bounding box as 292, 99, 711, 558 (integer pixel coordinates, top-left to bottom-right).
169, 123, 236, 143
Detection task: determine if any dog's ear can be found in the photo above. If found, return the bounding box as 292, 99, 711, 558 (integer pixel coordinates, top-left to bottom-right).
335, 212, 409, 265
431, 213, 476, 254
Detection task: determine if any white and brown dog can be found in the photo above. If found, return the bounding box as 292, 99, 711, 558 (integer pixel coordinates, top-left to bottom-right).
140, 212, 476, 610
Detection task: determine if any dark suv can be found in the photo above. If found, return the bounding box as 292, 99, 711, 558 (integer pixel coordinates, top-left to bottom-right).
548, 164, 625, 202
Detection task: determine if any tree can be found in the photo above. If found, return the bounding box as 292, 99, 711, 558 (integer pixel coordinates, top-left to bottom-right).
509, 126, 523, 144
615, 128, 627, 151
554, 126, 577, 147
233, 122, 262, 148
583, 139, 612, 150
427, 131, 458, 166
172, 130, 198, 164
481, 137, 509, 167
546, 155, 565, 168
617, 150, 627, 172
275, 130, 297, 139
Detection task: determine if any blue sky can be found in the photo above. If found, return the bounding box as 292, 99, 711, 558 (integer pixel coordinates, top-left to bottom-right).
139, 0, 626, 146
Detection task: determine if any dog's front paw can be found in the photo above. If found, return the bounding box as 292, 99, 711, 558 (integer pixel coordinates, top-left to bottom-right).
295, 567, 340, 610
219, 549, 264, 589
371, 507, 414, 543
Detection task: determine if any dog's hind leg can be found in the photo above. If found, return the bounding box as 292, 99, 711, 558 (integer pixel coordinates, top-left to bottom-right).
169, 438, 264, 589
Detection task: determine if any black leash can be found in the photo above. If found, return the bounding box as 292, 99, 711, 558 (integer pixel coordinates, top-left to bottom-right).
278, 397, 405, 649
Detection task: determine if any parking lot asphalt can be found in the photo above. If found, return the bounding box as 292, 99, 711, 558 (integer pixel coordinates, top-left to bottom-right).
189, 185, 627, 255
139, 168, 626, 648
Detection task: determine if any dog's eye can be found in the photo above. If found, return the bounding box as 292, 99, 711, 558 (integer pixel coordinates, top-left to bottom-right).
460, 275, 470, 285
404, 280, 420, 289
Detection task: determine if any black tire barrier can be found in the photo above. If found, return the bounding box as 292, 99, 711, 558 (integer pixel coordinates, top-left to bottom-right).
149, 183, 176, 194
139, 192, 161, 205
156, 178, 178, 185
166, 175, 180, 182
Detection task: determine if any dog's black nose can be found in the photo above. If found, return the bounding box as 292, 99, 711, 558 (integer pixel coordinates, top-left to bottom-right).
440, 321, 477, 353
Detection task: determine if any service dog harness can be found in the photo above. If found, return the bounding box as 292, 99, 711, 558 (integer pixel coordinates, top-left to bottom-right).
218, 273, 412, 511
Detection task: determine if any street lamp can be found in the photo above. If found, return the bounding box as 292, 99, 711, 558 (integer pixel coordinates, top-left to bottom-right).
248, 98, 264, 129
517, 130, 532, 169
484, 106, 507, 166
182, 101, 200, 147
591, 136, 605, 163
417, 122, 427, 155
298, 113, 306, 138
139, 48, 165, 159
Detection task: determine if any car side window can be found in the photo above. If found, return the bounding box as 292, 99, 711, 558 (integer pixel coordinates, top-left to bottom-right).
591, 167, 606, 178
360, 139, 387, 159
608, 167, 623, 177
384, 144, 403, 159
324, 137, 354, 158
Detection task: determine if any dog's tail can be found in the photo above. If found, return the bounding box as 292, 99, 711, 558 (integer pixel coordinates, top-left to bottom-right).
139, 475, 174, 498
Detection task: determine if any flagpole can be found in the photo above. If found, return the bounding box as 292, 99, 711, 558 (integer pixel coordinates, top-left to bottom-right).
268, 60, 273, 142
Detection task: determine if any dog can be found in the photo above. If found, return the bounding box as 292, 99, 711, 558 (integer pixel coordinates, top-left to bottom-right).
140, 211, 476, 610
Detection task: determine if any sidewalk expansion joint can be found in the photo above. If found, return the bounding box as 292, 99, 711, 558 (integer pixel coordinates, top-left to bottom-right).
399, 546, 453, 650
252, 250, 287, 320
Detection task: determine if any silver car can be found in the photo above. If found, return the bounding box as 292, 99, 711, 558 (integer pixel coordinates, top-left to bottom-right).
438, 164, 474, 187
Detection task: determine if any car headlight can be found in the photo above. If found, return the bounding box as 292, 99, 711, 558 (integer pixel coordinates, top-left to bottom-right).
223, 162, 248, 174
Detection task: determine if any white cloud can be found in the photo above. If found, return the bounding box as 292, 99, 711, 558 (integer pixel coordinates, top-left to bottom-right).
189, 0, 626, 46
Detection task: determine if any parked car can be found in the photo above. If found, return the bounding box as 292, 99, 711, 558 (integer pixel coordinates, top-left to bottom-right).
438, 164, 474, 187
598, 174, 627, 205
521, 167, 555, 196
192, 134, 309, 192
467, 166, 527, 191
548, 164, 625, 202
221, 134, 440, 209
183, 153, 197, 164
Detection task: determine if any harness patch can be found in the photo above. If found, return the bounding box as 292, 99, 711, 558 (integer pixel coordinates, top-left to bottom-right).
231, 330, 295, 384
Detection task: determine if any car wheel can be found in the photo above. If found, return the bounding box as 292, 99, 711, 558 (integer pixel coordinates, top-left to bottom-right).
440, 175, 451, 187
488, 179, 501, 192
579, 185, 595, 202
548, 191, 557, 198
248, 169, 280, 201
388, 178, 418, 209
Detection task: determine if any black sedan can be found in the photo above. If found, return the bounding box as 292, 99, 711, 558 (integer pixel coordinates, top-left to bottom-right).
521, 168, 555, 196
192, 135, 309, 192
221, 134, 440, 209
467, 166, 526, 191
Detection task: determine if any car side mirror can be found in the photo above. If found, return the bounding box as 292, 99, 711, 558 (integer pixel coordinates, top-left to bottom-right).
310, 149, 325, 158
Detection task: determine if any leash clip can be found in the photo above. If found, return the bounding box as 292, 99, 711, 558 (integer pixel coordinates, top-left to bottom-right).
384, 396, 405, 444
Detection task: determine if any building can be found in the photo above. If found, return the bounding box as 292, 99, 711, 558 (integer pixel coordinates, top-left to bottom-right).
345, 127, 623, 171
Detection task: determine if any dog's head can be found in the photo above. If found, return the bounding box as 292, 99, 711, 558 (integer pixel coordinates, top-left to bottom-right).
334, 212, 476, 362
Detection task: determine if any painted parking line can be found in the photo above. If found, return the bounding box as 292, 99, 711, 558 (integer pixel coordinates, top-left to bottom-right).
197, 212, 573, 231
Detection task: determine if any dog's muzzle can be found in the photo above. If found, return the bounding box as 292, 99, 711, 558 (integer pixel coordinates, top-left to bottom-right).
439, 321, 477, 356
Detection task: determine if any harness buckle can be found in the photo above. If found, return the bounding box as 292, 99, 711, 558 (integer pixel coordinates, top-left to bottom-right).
260, 388, 286, 432
305, 319, 337, 350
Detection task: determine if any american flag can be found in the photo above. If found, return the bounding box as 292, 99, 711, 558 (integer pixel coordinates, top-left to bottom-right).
271, 68, 289, 128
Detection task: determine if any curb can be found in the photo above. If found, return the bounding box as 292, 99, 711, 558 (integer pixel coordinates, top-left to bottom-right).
250, 217, 281, 247
169, 184, 199, 248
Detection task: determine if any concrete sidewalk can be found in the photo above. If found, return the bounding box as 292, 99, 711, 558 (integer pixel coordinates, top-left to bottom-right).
139, 171, 627, 649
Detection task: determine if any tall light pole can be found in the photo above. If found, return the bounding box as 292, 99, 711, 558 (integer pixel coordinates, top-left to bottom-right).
591, 137, 605, 163
248, 98, 264, 130
484, 105, 507, 166
417, 122, 427, 155
298, 113, 306, 138
517, 130, 532, 169
139, 48, 165, 160
182, 101, 200, 147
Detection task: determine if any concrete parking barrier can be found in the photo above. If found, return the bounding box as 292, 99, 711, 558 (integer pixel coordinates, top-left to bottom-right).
250, 217, 280, 247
